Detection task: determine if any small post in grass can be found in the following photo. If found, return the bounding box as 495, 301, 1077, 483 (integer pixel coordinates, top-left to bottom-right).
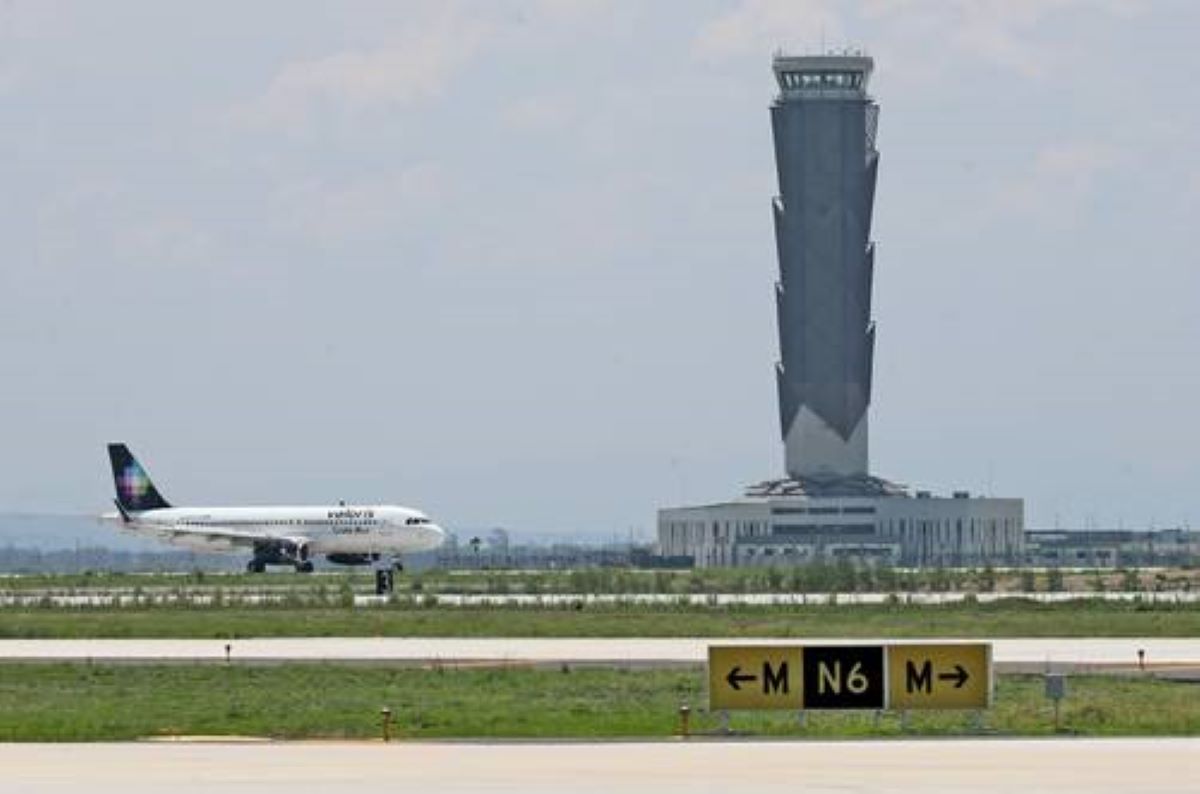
1045, 673, 1066, 732
677, 703, 691, 738
224, 643, 232, 664
380, 707, 394, 742
1138, 648, 1146, 671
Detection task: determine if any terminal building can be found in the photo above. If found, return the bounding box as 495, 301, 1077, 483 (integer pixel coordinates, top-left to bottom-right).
1024, 528, 1200, 568
657, 53, 1024, 569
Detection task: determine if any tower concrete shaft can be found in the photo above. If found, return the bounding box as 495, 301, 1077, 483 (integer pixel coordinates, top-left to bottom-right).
771, 54, 878, 478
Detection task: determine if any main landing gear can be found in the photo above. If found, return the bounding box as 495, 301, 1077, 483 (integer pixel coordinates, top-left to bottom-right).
245, 539, 312, 574
245, 559, 314, 573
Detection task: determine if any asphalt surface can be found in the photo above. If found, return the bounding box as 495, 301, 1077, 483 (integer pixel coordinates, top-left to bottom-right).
0, 637, 1196, 672
3, 739, 1198, 793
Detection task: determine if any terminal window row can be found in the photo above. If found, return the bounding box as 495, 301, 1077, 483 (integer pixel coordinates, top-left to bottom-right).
771, 506, 876, 516
773, 523, 876, 537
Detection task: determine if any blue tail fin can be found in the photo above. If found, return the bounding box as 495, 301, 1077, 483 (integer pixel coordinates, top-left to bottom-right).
107, 443, 171, 514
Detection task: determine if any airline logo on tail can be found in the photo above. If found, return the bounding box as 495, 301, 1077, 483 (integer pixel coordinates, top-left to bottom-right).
117, 464, 151, 503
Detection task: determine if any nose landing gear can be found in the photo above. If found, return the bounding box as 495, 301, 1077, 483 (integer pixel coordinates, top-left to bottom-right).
373, 556, 401, 594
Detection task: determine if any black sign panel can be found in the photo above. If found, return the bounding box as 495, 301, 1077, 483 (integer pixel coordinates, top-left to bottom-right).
801, 645, 885, 710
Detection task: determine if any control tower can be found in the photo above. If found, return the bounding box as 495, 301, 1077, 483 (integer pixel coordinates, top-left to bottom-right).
656, 52, 1024, 569
771, 54, 878, 479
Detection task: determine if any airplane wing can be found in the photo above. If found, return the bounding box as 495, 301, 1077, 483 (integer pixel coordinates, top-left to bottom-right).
150, 524, 262, 546
126, 521, 303, 553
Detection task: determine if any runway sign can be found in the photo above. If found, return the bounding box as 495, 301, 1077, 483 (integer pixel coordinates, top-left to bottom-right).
708, 645, 803, 710
801, 645, 885, 710
887, 643, 992, 710
708, 643, 992, 711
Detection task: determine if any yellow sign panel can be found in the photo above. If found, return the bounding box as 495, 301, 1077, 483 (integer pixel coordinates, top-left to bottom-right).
886, 643, 992, 710
708, 645, 803, 710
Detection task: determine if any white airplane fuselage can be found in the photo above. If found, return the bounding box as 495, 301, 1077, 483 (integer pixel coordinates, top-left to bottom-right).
111, 504, 445, 557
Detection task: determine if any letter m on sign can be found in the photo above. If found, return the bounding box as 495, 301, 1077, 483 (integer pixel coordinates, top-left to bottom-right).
763, 661, 789, 694
906, 660, 932, 693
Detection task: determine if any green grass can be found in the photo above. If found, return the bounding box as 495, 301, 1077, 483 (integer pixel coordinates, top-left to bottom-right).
0, 600, 1197, 639
4, 565, 1197, 595
0, 664, 1194, 740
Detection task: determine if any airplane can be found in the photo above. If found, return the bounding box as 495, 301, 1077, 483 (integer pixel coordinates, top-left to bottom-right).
102, 443, 445, 573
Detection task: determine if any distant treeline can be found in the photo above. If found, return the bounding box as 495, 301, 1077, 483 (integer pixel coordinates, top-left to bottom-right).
0, 545, 240, 574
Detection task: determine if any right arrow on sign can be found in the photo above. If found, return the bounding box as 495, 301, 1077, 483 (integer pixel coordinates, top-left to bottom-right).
938, 664, 969, 689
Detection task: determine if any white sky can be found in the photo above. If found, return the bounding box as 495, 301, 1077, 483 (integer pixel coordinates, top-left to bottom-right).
2, 1, 1197, 536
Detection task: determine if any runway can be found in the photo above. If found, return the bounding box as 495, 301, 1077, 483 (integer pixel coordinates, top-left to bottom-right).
1, 637, 1197, 670
2, 739, 1197, 793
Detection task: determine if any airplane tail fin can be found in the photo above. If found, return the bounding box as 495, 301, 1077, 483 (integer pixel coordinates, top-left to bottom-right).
107, 443, 171, 515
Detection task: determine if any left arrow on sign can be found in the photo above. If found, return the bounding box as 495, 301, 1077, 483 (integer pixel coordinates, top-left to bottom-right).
725, 666, 757, 690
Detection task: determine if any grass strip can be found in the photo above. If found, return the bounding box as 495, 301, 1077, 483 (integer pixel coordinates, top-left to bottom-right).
0, 664, 1195, 741
4, 566, 1197, 595
1, 602, 1198, 639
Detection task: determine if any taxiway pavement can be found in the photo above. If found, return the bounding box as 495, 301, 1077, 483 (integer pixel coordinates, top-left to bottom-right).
0, 637, 1196, 671
3, 738, 1198, 793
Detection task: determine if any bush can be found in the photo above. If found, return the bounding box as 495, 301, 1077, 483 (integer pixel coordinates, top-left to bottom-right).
979, 566, 997, 592
1047, 569, 1064, 593
1121, 568, 1141, 592
765, 568, 783, 591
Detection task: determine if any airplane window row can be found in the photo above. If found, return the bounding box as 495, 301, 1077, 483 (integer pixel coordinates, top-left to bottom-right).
178, 518, 379, 527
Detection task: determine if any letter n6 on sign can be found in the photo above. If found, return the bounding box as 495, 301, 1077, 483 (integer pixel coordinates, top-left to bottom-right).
708, 645, 803, 711
800, 645, 885, 710
886, 644, 992, 710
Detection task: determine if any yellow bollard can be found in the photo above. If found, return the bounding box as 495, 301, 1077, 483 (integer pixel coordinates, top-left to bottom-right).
380, 707, 393, 742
